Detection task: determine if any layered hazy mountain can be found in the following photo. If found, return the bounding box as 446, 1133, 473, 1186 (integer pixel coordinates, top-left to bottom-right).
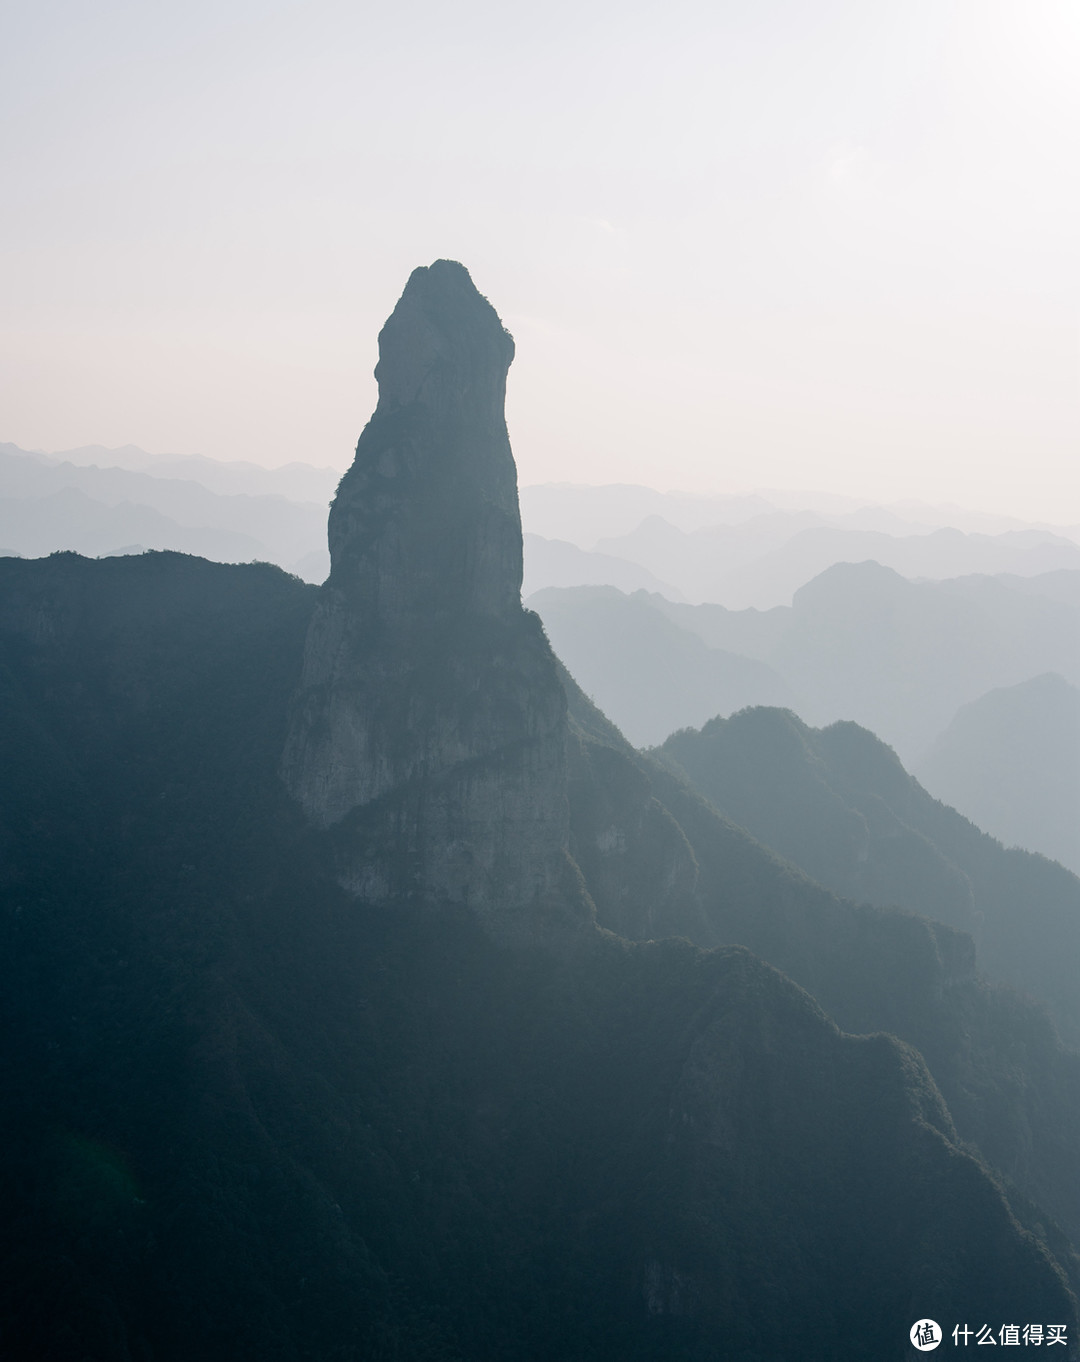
8, 440, 1080, 612
6, 262, 1080, 1358
520, 482, 1080, 610
520, 481, 1080, 544
521, 532, 682, 599
528, 585, 796, 745
591, 514, 1080, 610
0, 442, 338, 581
530, 564, 1080, 778
28, 442, 342, 503
521, 489, 1079, 871
916, 673, 1080, 875
657, 705, 1080, 1043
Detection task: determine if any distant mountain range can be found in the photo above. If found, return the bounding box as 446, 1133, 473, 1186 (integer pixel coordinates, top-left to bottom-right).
5, 446, 1075, 870
521, 533, 681, 599
519, 481, 1073, 541
530, 564, 1080, 757
0, 443, 337, 581
7, 452, 1080, 608
25, 442, 343, 503
528, 584, 795, 744
916, 673, 1080, 875
592, 515, 1080, 609
529, 565, 1080, 871
521, 482, 1080, 609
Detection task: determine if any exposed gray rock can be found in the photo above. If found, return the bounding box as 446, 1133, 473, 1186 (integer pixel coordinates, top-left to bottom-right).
282, 261, 583, 932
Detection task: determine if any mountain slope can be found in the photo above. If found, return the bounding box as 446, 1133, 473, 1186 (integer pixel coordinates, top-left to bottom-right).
555, 678, 1080, 1253
3, 549, 1076, 1360
529, 584, 796, 747
656, 705, 1080, 1043
917, 673, 1080, 874
2, 263, 1078, 1357
530, 566, 1080, 761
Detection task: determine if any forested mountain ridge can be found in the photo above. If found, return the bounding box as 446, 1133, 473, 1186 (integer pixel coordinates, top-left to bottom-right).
658, 706, 1080, 1042
559, 675, 1080, 1254
2, 262, 1077, 1358
6, 548, 1077, 1359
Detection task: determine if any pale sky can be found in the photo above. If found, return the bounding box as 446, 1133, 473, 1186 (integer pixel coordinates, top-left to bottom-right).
2, 0, 1078, 520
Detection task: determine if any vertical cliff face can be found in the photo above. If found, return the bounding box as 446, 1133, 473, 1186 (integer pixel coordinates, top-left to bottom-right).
282, 261, 579, 929
326, 259, 523, 625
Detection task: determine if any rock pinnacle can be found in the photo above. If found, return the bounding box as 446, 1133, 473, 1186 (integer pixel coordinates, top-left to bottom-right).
328, 259, 522, 622
282, 262, 582, 932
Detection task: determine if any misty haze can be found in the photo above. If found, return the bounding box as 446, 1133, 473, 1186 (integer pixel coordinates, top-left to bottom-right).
4, 3, 1080, 1360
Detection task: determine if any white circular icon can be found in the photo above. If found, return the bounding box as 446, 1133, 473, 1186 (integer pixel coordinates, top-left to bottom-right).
910, 1319, 942, 1351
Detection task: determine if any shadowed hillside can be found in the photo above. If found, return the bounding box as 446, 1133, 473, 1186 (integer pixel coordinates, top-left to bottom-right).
4, 549, 1077, 1360
658, 706, 1080, 1039
2, 264, 1078, 1359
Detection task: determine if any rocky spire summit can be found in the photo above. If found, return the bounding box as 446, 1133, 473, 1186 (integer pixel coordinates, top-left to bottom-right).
282, 262, 581, 932
327, 259, 522, 622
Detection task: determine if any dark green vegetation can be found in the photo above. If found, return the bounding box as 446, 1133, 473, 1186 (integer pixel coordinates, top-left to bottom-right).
611, 705, 1080, 1246
3, 551, 1078, 1360
558, 680, 1080, 1261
